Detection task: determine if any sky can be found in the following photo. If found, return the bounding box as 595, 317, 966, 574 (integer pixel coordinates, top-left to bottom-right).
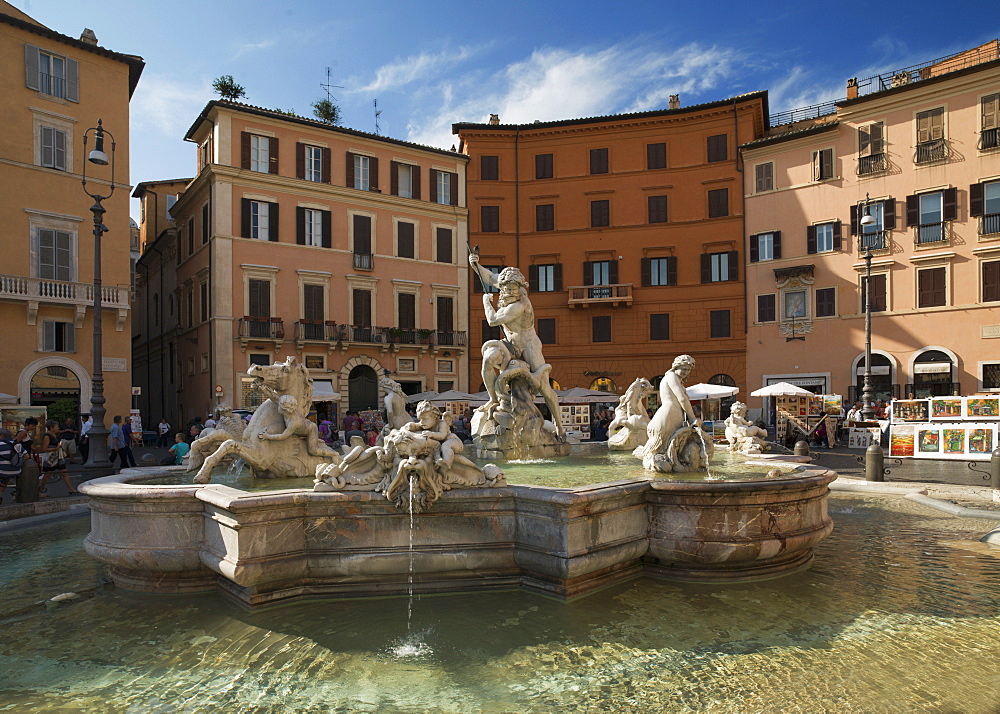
10, 0, 1000, 222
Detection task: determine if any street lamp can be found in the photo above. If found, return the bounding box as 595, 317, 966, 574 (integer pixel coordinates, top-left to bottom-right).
81, 119, 116, 473
859, 193, 877, 422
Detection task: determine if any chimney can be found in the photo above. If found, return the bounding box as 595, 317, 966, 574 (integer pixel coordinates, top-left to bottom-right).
668, 94, 680, 110
846, 78, 858, 100
79, 28, 98, 45
488, 113, 500, 125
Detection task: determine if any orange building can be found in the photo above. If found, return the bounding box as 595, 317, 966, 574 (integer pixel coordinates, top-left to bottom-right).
454, 94, 767, 401
148, 101, 470, 423
0, 1, 142, 417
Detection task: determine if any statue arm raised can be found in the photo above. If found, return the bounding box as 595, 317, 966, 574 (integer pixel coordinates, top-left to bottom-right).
484, 298, 524, 327
469, 254, 501, 289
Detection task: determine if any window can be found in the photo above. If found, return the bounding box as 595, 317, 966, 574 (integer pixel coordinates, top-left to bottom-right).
908, 190, 951, 244
397, 221, 415, 258
650, 313, 670, 340
981, 93, 1000, 150
538, 318, 556, 345
750, 232, 780, 262
247, 200, 271, 241
200, 282, 209, 322
648, 195, 668, 224
983, 363, 1000, 390
702, 251, 737, 283
862, 274, 886, 312
707, 134, 727, 162
783, 290, 806, 319
916, 107, 946, 163
533, 264, 558, 292
710, 310, 730, 338
352, 288, 372, 326
305, 355, 324, 370
590, 148, 608, 174
42, 321, 74, 352
807, 222, 841, 254
301, 208, 325, 247
187, 217, 194, 254
812, 148, 834, 180
481, 155, 499, 180
592, 315, 611, 343
39, 126, 66, 170
757, 294, 776, 323
437, 381, 454, 392
303, 284, 324, 335
481, 205, 500, 232
858, 122, 886, 175
199, 139, 212, 170
354, 154, 371, 190
482, 319, 501, 342
815, 287, 836, 317
353, 215, 372, 255
708, 188, 728, 218
473, 265, 502, 294
249, 353, 270, 367
917, 267, 946, 308
591, 200, 610, 227
397, 292, 415, 329
305, 145, 323, 182
983, 260, 1000, 302
755, 163, 773, 192
436, 296, 454, 335
433, 170, 454, 205
250, 134, 270, 172
25, 46, 78, 101
589, 260, 611, 286
535, 153, 553, 179
248, 279, 270, 318
37, 228, 72, 281
642, 256, 677, 287
536, 204, 554, 231
202, 203, 210, 244
852, 199, 892, 250
971, 180, 1000, 235
436, 227, 453, 263
647, 142, 667, 170
394, 163, 416, 198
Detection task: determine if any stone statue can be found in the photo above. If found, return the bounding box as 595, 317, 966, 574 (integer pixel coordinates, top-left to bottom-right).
380, 375, 413, 430
635, 355, 714, 473
315, 400, 505, 513
191, 356, 341, 483
186, 404, 247, 473
468, 251, 570, 460
607, 377, 654, 450
724, 401, 770, 455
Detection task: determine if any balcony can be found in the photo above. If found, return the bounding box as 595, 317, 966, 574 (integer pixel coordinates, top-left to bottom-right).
332, 324, 467, 353
856, 153, 887, 176
858, 230, 890, 253
980, 213, 1000, 237
239, 316, 284, 345
913, 222, 948, 246
914, 139, 948, 165
294, 319, 338, 343
0, 273, 130, 330
979, 127, 1000, 151
567, 283, 633, 308
353, 253, 373, 271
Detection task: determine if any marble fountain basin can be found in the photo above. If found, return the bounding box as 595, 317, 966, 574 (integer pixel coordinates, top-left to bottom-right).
80, 458, 835, 608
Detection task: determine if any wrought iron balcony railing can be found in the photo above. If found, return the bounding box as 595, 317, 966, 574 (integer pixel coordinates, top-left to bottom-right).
980, 128, 1000, 151
915, 139, 947, 164
859, 230, 889, 252
979, 213, 1000, 236
39, 72, 65, 98
567, 283, 633, 307
857, 153, 887, 176
294, 320, 338, 341
353, 252, 373, 271
239, 316, 284, 340
914, 222, 947, 245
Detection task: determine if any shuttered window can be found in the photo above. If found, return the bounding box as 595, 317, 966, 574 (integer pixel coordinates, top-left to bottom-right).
650, 313, 670, 340
707, 134, 727, 162
536, 204, 554, 231
591, 200, 610, 227
917, 267, 946, 308
648, 195, 667, 224
755, 162, 773, 192
302, 145, 324, 182
352, 154, 371, 190
592, 315, 611, 343
530, 264, 560, 292
812, 148, 834, 180
391, 162, 416, 198
397, 292, 415, 329
303, 284, 324, 322
757, 294, 776, 323
983, 260, 1000, 302
647, 142, 667, 170
708, 188, 728, 218
859, 122, 885, 156
242, 200, 277, 241
481, 205, 500, 232
202, 203, 211, 244
535, 153, 553, 179
436, 227, 453, 263
42, 321, 74, 352
917, 108, 945, 144
701, 251, 738, 283
39, 126, 66, 170
248, 279, 270, 318
815, 287, 836, 317
537, 318, 556, 345
710, 310, 730, 338
430, 170, 458, 205
481, 155, 499, 180
436, 296, 454, 332
397, 221, 415, 258
25, 45, 78, 101
353, 215, 372, 254
37, 228, 72, 281
750, 232, 780, 262
983, 93, 1000, 131
352, 289, 372, 326
641, 257, 676, 287
862, 274, 886, 312
590, 148, 608, 174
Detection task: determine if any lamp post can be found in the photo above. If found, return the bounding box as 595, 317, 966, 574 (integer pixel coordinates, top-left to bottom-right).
859, 193, 877, 422
81, 119, 116, 473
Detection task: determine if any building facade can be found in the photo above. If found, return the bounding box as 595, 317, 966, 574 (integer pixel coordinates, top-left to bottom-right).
0, 2, 142, 416
743, 42, 1000, 406
161, 101, 470, 422
454, 94, 767, 401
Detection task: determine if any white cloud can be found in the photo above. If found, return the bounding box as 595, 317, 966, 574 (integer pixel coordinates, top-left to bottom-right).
354, 47, 479, 94
233, 39, 276, 59
130, 74, 213, 137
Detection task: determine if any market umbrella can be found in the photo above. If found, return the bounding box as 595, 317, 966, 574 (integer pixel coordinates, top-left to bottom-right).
750, 382, 814, 397
0, 392, 17, 404
686, 383, 739, 400
427, 389, 479, 404
406, 390, 439, 403
557, 387, 619, 403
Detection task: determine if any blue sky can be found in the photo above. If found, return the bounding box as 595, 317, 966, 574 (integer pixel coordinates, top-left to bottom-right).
10, 0, 999, 221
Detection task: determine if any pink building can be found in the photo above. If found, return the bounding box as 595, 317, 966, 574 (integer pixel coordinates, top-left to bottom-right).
743, 42, 1000, 409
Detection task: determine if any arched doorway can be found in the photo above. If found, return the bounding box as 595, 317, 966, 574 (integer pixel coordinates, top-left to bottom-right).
30, 365, 81, 419
590, 377, 617, 393
348, 365, 378, 412
854, 354, 894, 402
708, 373, 737, 420
911, 349, 956, 398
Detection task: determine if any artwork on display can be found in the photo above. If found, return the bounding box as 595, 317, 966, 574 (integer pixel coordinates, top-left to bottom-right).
848, 427, 881, 449
930, 398, 962, 420
966, 398, 1000, 419
443, 401, 468, 417
0, 407, 47, 443
358, 409, 384, 433
822, 395, 842, 415
889, 425, 915, 457
917, 428, 940, 453
894, 400, 929, 422
969, 428, 994, 454
942, 428, 965, 454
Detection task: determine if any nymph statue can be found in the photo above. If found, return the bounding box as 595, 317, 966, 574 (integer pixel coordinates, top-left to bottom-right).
607, 377, 654, 450
724, 401, 770, 455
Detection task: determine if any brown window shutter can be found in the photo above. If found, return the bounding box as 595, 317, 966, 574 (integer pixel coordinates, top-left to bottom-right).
241, 198, 251, 238
268, 202, 279, 241
983, 94, 1000, 130
971, 182, 985, 217
773, 231, 782, 259
322, 210, 331, 249
806, 225, 817, 254
553, 263, 563, 291
528, 265, 539, 292
871, 122, 884, 153
983, 261, 1000, 302
832, 222, 842, 250
296, 142, 305, 179
353, 216, 371, 254
269, 137, 279, 174
943, 187, 958, 222
930, 109, 944, 141
859, 125, 871, 157
322, 148, 331, 183
640, 257, 651, 286
906, 195, 919, 227
667, 256, 677, 285
609, 260, 618, 284
850, 204, 859, 235
450, 172, 459, 205
241, 132, 251, 169
727, 251, 738, 281
822, 150, 833, 179
371, 158, 379, 191
296, 207, 306, 245
390, 161, 399, 196
917, 112, 930, 144
412, 167, 421, 200
883, 199, 896, 230
750, 234, 759, 262
346, 152, 355, 187
700, 254, 711, 283
429, 169, 438, 203
583, 261, 593, 286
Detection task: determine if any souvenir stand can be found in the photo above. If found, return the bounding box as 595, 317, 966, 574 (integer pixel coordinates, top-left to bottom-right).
443, 401, 469, 418
358, 409, 385, 434
559, 404, 592, 440
889, 396, 999, 460
775, 394, 841, 445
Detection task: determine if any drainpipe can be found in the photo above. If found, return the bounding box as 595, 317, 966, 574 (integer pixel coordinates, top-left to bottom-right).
514, 127, 521, 269
734, 100, 748, 344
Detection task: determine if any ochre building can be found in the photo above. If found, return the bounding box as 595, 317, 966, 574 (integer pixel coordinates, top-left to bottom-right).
454, 94, 767, 400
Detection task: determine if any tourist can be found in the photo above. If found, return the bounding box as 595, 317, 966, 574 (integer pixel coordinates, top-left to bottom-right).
120, 419, 138, 468
187, 424, 202, 444
204, 414, 217, 429
168, 432, 190, 465
157, 418, 171, 448
814, 419, 831, 449
79, 415, 92, 463
59, 417, 79, 463
874, 400, 887, 419
108, 416, 128, 468
318, 419, 333, 444
343, 410, 362, 434
14, 416, 38, 462
39, 420, 77, 495
0, 427, 22, 503
366, 429, 379, 447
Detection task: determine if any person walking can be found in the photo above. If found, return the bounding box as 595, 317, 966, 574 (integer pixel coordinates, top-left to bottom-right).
157, 418, 172, 448
79, 415, 92, 463
108, 416, 128, 469
39, 420, 77, 495
120, 419, 138, 468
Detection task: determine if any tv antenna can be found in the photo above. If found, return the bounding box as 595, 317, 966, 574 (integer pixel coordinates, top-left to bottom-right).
374, 99, 382, 135
321, 67, 343, 104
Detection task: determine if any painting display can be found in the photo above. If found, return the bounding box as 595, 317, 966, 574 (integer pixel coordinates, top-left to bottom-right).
848, 427, 881, 449
943, 428, 965, 455
930, 398, 962, 420
917, 428, 940, 453
894, 400, 929, 422
969, 427, 995, 454
965, 398, 1000, 419
889, 426, 915, 457
889, 395, 1000, 460
0, 407, 47, 444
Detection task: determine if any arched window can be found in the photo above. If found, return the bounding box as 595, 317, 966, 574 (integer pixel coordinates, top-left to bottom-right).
854, 353, 894, 403
911, 350, 955, 398
549, 378, 561, 391
708, 374, 737, 419
590, 377, 617, 393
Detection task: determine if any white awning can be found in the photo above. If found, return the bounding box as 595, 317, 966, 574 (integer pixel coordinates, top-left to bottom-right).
312, 380, 341, 402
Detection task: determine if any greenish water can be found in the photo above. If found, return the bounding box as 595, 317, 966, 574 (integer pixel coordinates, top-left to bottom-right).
134, 449, 797, 491
2, 494, 999, 712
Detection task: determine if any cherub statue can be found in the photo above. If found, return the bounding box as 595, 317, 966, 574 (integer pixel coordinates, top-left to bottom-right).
724, 401, 769, 454
258, 394, 339, 459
